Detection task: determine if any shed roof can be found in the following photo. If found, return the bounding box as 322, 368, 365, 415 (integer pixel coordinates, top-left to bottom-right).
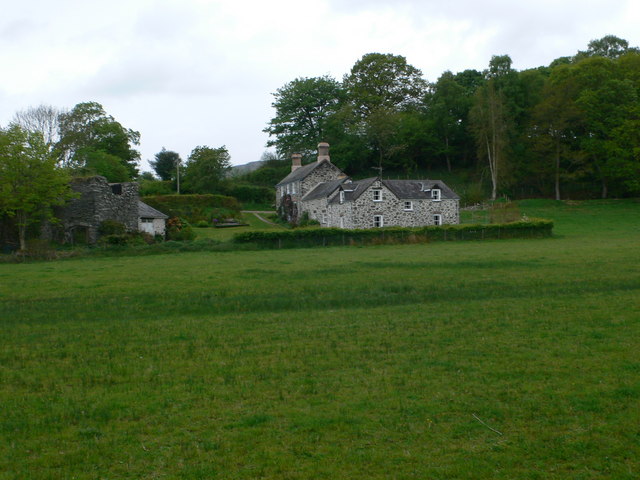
138, 201, 169, 219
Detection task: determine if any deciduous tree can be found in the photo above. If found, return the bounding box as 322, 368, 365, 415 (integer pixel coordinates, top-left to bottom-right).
0, 125, 74, 250
150, 148, 181, 181
182, 146, 231, 193
56, 102, 140, 178
264, 76, 344, 157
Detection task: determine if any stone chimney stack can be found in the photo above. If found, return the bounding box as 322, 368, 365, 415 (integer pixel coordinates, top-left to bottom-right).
291, 153, 302, 172
317, 142, 330, 163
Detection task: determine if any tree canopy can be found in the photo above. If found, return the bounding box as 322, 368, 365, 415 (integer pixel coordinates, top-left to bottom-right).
56, 102, 141, 180
0, 125, 74, 250
182, 146, 231, 193
150, 148, 181, 181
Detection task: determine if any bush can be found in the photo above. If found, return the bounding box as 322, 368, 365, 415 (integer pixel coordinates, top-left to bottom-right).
166, 217, 196, 241
195, 220, 210, 228
142, 194, 241, 224
98, 220, 126, 236
233, 219, 554, 249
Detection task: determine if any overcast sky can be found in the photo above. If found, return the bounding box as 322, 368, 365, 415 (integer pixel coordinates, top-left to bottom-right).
1, 0, 639, 170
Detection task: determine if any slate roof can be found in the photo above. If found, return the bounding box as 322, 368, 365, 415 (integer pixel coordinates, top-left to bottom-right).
138, 201, 168, 219
276, 159, 343, 187
327, 178, 459, 204
383, 179, 459, 200
302, 178, 348, 201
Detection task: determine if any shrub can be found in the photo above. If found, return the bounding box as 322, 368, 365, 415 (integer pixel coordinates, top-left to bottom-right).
233, 219, 554, 249
98, 220, 126, 236
195, 220, 210, 228
166, 217, 196, 241
141, 194, 241, 224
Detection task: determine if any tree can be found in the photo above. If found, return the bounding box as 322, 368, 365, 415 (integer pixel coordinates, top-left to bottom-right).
182, 146, 231, 193
579, 35, 639, 59
470, 79, 510, 200
56, 101, 140, 178
530, 66, 583, 199
264, 76, 345, 157
0, 125, 74, 250
150, 147, 181, 181
344, 53, 427, 116
12, 104, 64, 153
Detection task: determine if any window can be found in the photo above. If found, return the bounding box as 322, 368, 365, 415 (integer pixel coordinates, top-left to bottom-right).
339, 217, 344, 228
433, 214, 442, 226
141, 218, 154, 224
321, 212, 327, 224
339, 190, 345, 203
110, 184, 122, 195
373, 189, 382, 202
431, 189, 441, 201
291, 182, 297, 194
286, 183, 291, 194
403, 201, 413, 211
373, 215, 384, 228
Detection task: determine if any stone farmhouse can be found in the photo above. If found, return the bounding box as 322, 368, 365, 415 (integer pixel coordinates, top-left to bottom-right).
276, 143, 459, 229
57, 176, 167, 244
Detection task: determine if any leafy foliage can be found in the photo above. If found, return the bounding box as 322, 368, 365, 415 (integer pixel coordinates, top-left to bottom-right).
182, 145, 231, 193
0, 125, 75, 250
150, 147, 181, 181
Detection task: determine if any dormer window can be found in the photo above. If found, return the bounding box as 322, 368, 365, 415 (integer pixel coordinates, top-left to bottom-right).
431, 189, 441, 201
372, 189, 382, 202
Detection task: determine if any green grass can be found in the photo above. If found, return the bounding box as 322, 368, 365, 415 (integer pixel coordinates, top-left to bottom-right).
1, 199, 639, 479
194, 211, 284, 242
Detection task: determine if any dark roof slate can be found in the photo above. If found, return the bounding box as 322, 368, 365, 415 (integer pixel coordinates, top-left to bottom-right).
382, 179, 459, 200
276, 160, 342, 187
138, 201, 169, 219
302, 178, 347, 201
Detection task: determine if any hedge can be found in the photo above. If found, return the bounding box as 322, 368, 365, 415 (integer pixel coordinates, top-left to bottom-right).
141, 194, 241, 223
233, 219, 553, 249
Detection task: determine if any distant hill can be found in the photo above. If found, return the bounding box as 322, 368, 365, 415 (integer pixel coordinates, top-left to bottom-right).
228, 160, 265, 177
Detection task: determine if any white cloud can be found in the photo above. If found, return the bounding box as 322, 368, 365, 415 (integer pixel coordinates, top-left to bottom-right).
1, 0, 639, 167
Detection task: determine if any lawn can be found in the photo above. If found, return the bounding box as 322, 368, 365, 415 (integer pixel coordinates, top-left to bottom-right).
0, 199, 639, 479
193, 211, 283, 242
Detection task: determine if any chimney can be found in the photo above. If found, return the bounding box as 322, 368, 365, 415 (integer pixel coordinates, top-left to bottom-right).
317, 142, 330, 163
291, 153, 302, 172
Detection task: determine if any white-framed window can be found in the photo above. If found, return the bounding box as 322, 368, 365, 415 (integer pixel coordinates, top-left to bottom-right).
403, 201, 413, 211
431, 189, 441, 201
339, 217, 344, 228
321, 213, 327, 224
373, 189, 382, 202
140, 218, 154, 224
373, 215, 384, 228
286, 183, 291, 194
291, 182, 297, 194
339, 190, 345, 203
433, 214, 442, 226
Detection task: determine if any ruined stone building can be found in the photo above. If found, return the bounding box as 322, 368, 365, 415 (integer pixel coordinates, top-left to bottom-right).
276, 143, 459, 229
58, 176, 166, 244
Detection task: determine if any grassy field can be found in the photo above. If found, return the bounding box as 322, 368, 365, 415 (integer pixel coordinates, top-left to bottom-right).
1, 199, 639, 479
193, 211, 283, 242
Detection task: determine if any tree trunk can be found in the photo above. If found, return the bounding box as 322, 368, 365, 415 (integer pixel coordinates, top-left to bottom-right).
445, 136, 451, 172
554, 139, 561, 201
17, 210, 27, 251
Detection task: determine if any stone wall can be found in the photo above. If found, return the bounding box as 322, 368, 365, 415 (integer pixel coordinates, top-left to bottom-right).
276, 161, 345, 222
326, 180, 459, 229
61, 176, 139, 244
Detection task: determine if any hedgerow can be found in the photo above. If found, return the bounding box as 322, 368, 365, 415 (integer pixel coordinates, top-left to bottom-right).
232, 219, 553, 249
